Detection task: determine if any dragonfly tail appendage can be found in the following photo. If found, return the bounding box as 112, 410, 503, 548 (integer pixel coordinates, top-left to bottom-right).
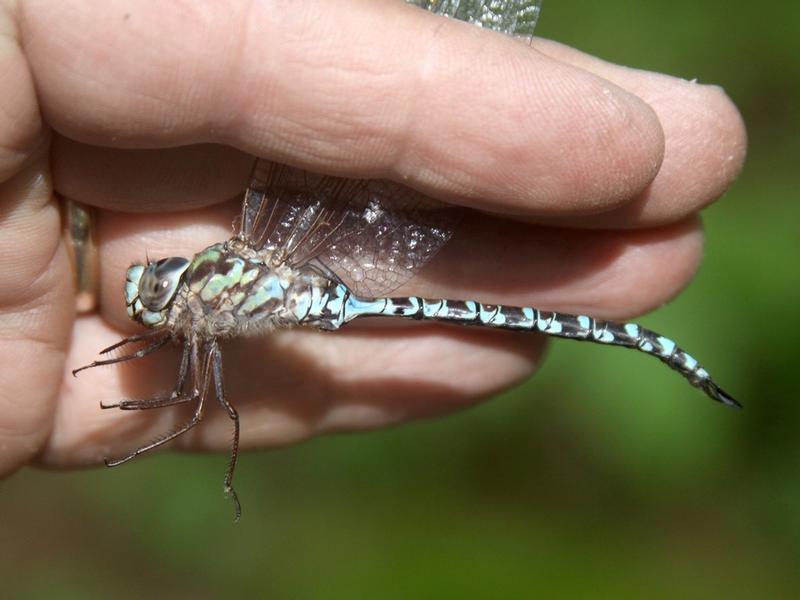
698, 379, 741, 409
339, 294, 740, 408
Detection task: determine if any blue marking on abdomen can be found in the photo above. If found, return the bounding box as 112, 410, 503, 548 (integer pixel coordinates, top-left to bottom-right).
422, 299, 446, 318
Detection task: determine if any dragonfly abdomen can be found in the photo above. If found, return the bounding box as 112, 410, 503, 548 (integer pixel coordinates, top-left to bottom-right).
332, 293, 739, 408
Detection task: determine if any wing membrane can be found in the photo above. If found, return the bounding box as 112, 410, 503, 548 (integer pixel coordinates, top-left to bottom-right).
407, 0, 542, 37
239, 161, 457, 297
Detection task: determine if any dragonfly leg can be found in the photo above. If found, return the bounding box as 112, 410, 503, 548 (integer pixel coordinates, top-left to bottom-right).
97, 329, 166, 355
72, 334, 170, 376
211, 341, 242, 522
104, 341, 213, 468
101, 393, 195, 411
100, 342, 192, 410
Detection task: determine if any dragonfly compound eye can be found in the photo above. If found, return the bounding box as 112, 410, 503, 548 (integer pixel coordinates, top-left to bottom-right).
138, 257, 191, 311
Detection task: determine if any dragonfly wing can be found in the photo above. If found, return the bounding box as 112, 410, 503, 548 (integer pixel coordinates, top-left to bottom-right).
238, 160, 457, 297
317, 178, 457, 297
238, 160, 333, 253
408, 0, 542, 37
238, 158, 274, 246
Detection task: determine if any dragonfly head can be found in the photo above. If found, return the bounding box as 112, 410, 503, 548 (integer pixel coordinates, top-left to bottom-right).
125, 257, 191, 327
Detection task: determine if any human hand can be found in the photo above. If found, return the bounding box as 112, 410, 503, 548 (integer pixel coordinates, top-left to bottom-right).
0, 0, 746, 477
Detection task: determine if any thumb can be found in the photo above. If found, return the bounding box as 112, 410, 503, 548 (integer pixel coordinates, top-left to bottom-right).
0, 2, 74, 475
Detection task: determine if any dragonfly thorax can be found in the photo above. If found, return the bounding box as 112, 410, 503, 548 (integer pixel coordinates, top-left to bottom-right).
124, 242, 331, 339
125, 257, 190, 328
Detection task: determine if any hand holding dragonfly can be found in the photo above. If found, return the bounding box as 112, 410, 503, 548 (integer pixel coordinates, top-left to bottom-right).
0, 0, 745, 484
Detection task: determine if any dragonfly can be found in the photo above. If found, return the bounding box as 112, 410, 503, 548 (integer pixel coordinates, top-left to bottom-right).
74, 0, 738, 521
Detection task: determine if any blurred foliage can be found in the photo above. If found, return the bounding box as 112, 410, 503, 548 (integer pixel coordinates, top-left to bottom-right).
3, 1, 799, 597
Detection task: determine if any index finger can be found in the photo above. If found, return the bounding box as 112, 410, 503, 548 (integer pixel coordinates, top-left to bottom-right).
20, 0, 664, 217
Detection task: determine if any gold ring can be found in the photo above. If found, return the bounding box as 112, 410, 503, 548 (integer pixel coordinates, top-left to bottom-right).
62, 198, 99, 313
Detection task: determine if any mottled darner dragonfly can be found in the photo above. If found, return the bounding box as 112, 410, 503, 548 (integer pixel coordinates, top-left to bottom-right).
74, 0, 738, 520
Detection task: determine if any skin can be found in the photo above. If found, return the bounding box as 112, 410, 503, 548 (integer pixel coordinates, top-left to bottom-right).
0, 0, 746, 477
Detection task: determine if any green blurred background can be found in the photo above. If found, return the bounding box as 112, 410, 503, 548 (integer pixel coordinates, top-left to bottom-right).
3, 1, 799, 597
